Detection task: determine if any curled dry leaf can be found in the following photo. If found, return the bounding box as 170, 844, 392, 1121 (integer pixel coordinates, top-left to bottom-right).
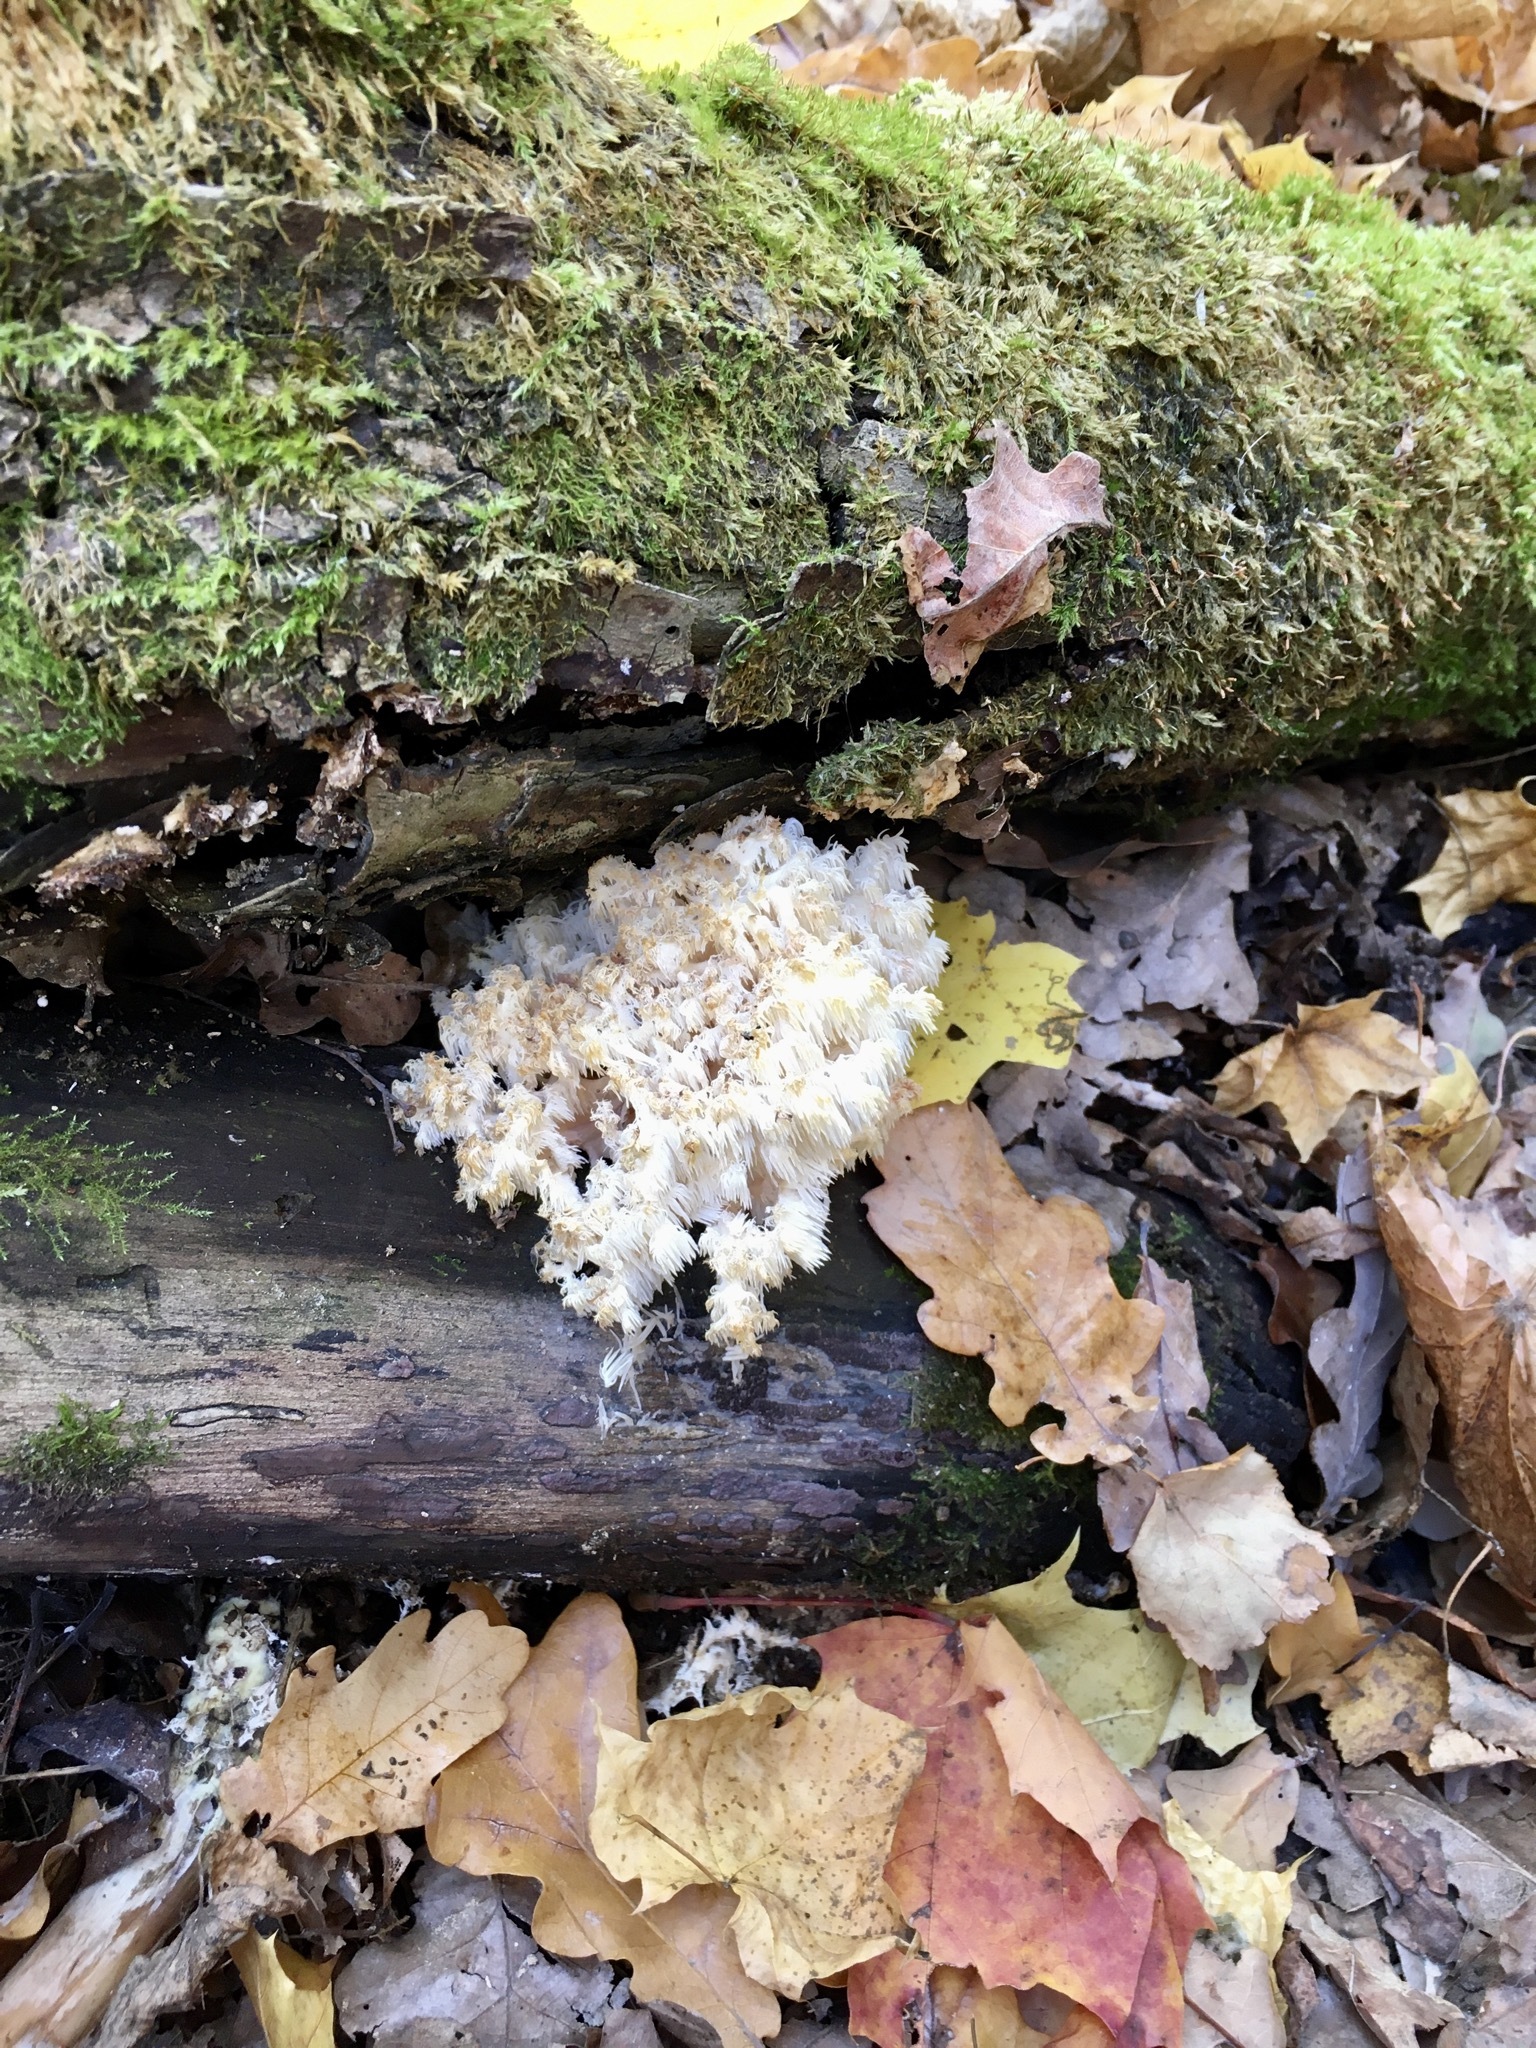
1212, 995, 1434, 1163
220, 1609, 530, 1852
814, 1615, 1206, 2047
785, 26, 1051, 99
1124, 1448, 1334, 1672
0, 1795, 107, 1946
1266, 1570, 1373, 1707
1407, 783, 1536, 938
230, 1931, 336, 2048
940, 1537, 1186, 1772
589, 1682, 928, 1997
428, 1594, 779, 2048
1136, 0, 1496, 73
899, 426, 1110, 690
1400, 0, 1536, 114
908, 899, 1083, 1107
1372, 1127, 1536, 1600
866, 1101, 1162, 1463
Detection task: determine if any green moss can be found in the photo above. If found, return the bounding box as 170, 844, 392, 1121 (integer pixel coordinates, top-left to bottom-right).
1, 4, 1535, 791
0, 1114, 183, 1257
4, 1398, 167, 1507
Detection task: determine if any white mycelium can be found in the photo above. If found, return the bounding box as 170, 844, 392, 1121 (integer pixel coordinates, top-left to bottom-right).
395, 814, 945, 1382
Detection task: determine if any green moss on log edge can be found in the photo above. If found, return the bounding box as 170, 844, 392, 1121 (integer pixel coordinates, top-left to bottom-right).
2, 0, 1535, 799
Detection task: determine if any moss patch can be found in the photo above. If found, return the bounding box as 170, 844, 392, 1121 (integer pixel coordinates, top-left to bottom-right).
3, 1397, 167, 1508
0, 5, 1534, 791
0, 1112, 185, 1257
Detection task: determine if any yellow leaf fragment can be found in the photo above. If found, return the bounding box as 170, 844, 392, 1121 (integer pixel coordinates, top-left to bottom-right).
221, 1608, 530, 1852
1212, 994, 1434, 1161
429, 1594, 778, 2048
1127, 1449, 1334, 1671
0, 1795, 106, 1947
231, 1931, 336, 2048
941, 1537, 1186, 1771
968, 1618, 1146, 1879
1240, 137, 1332, 190
907, 899, 1082, 1106
1320, 1629, 1449, 1773
590, 1682, 927, 1998
866, 1102, 1162, 1463
1160, 1653, 1263, 1757
1402, 1044, 1501, 1197
1408, 784, 1536, 939
1162, 1803, 1293, 1960
568, 0, 789, 69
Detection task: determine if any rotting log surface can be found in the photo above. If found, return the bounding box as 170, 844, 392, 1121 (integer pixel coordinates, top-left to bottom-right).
0, 992, 1304, 1583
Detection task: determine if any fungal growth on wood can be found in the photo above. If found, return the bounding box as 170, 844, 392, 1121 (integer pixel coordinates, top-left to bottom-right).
394, 814, 946, 1383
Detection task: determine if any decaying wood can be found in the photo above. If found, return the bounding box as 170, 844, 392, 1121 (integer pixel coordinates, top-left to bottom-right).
0, 992, 1303, 1582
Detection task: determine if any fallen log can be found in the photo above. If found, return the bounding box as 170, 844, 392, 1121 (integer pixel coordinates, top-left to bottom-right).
1, 0, 1534, 827
0, 989, 1304, 1583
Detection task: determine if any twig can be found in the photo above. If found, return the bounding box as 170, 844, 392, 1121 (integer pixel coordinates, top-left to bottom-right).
0, 1764, 100, 1783
0, 1582, 114, 1779
1440, 1537, 1495, 1665
295, 1038, 405, 1155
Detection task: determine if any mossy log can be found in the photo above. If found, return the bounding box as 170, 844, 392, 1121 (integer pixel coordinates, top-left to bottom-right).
0, 990, 1304, 1583
2, 1, 1536, 827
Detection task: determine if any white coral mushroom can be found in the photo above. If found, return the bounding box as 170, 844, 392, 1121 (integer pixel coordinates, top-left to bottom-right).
394, 813, 945, 1378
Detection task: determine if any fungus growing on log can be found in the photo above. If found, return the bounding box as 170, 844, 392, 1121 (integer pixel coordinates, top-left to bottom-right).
394, 815, 946, 1380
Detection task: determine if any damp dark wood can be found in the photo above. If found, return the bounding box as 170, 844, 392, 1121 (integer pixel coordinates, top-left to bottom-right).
0, 990, 1306, 1583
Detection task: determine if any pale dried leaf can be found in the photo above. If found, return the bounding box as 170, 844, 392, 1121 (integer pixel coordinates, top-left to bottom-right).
1443, 1662, 1536, 1764
334, 1860, 615, 2048
1126, 1448, 1334, 1671
1309, 1151, 1407, 1521
1289, 1895, 1459, 2048
1071, 74, 1253, 177
221, 1609, 530, 1852
1184, 1938, 1285, 2048
1408, 785, 1536, 938
866, 1101, 1162, 1463
1212, 996, 1434, 1161
589, 1683, 927, 1997
1165, 1738, 1299, 1873
1372, 1128, 1536, 1601
1400, 1, 1536, 116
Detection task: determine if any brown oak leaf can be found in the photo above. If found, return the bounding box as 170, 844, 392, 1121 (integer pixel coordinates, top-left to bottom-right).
865, 1102, 1161, 1463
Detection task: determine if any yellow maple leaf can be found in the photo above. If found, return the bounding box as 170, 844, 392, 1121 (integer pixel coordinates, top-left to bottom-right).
568, 0, 790, 69
907, 898, 1082, 1106
1408, 783, 1536, 939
